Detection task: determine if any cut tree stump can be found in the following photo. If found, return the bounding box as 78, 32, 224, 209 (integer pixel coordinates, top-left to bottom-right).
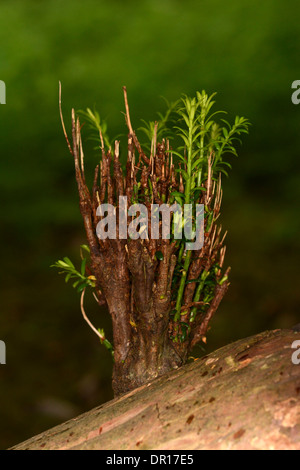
11, 328, 300, 450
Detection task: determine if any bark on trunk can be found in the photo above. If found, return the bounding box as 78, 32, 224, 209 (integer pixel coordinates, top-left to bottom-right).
11, 328, 300, 450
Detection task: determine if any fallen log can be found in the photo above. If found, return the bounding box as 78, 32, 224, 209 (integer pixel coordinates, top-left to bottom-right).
11, 328, 300, 450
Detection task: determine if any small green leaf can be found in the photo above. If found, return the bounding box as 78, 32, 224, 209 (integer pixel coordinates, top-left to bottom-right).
171, 191, 185, 198
77, 283, 87, 293
56, 260, 70, 268
63, 257, 75, 268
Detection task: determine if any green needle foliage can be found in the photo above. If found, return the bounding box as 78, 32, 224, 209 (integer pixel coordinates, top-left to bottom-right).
77, 108, 111, 149
164, 92, 249, 327
138, 98, 178, 152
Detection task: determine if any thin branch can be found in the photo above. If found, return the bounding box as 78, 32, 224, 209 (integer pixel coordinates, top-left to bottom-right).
123, 86, 134, 135
92, 291, 106, 307
58, 81, 73, 155
80, 289, 105, 341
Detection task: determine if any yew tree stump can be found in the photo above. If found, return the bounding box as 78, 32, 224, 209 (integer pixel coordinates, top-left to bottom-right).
11, 328, 300, 450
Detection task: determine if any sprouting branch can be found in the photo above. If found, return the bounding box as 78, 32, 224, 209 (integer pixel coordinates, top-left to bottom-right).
54, 87, 249, 394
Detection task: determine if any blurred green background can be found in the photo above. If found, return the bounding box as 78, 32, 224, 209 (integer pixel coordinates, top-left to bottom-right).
0, 0, 299, 449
